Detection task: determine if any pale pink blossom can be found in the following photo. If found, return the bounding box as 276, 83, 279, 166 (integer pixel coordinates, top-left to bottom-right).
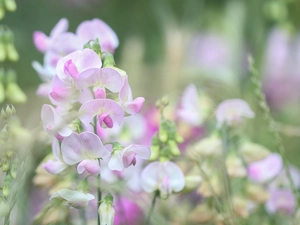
108, 144, 150, 171
42, 138, 68, 174
33, 18, 69, 53
119, 76, 145, 115
61, 132, 110, 175
76, 67, 123, 95
265, 189, 296, 215
50, 189, 94, 209
79, 99, 124, 128
56, 49, 102, 84
41, 104, 72, 140
76, 18, 119, 53
141, 161, 185, 199
269, 165, 300, 189
248, 153, 283, 183
177, 84, 202, 126
216, 99, 255, 128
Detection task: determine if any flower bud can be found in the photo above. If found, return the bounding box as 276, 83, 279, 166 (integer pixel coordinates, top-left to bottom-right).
5, 104, 15, 118
183, 175, 202, 192
2, 175, 12, 197
0, 125, 9, 140
98, 193, 115, 225
191, 136, 222, 157
159, 128, 168, 143
226, 154, 247, 178
168, 140, 180, 157
247, 184, 269, 203
5, 82, 27, 104
188, 204, 216, 223
175, 133, 184, 143
0, 7, 4, 20
239, 142, 270, 163
0, 196, 9, 218
233, 196, 248, 218
103, 53, 115, 68
4, 0, 16, 11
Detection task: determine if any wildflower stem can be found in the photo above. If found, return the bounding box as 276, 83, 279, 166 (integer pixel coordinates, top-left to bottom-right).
249, 59, 300, 206
97, 158, 102, 225
145, 190, 159, 225
80, 209, 87, 225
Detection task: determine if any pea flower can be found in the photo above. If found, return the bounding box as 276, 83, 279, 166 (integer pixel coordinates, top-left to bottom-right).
108, 144, 151, 171
141, 161, 185, 199
247, 153, 283, 183
215, 98, 255, 128
265, 189, 296, 215
98, 193, 115, 225
76, 18, 119, 53
119, 76, 145, 115
42, 138, 68, 174
33, 18, 68, 53
61, 132, 110, 175
41, 104, 72, 140
50, 189, 94, 209
79, 99, 124, 128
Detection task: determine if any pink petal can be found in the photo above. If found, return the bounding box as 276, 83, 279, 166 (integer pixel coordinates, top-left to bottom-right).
33, 31, 49, 52
123, 97, 145, 115
61, 132, 85, 165
79, 99, 124, 126
36, 83, 51, 98
42, 160, 68, 174
77, 159, 101, 175
141, 162, 163, 193
79, 132, 110, 158
50, 18, 69, 38
119, 76, 132, 103
123, 145, 151, 160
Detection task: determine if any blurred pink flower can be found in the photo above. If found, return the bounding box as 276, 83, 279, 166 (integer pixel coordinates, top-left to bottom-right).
265, 189, 296, 215
248, 153, 283, 183
215, 99, 255, 128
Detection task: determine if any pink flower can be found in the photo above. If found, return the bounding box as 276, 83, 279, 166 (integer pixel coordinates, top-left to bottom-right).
114, 197, 144, 225
269, 165, 300, 189
119, 76, 145, 115
177, 84, 202, 126
108, 144, 151, 171
42, 138, 68, 174
76, 67, 123, 96
141, 161, 185, 199
76, 18, 119, 53
265, 189, 296, 215
79, 99, 124, 128
61, 132, 110, 175
33, 18, 69, 53
248, 153, 283, 183
56, 49, 102, 84
215, 99, 255, 128
41, 104, 73, 140
50, 189, 94, 209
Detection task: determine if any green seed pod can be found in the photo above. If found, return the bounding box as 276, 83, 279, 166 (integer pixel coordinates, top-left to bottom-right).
0, 196, 9, 218
4, 0, 16, 12
168, 140, 180, 157
159, 129, 168, 143
5, 82, 27, 104
2, 175, 12, 197
9, 158, 18, 178
2, 157, 10, 172
5, 43, 19, 61
0, 42, 5, 62
149, 145, 160, 161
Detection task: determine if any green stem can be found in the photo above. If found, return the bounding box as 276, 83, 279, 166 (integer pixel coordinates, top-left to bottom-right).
249, 60, 300, 206
97, 159, 101, 225
80, 209, 87, 225
145, 191, 159, 225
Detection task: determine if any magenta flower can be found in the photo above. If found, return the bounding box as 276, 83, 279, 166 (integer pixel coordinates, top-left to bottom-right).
119, 76, 145, 115
177, 84, 202, 126
33, 18, 69, 53
141, 161, 185, 199
248, 153, 283, 183
56, 49, 102, 83
76, 18, 119, 53
79, 99, 124, 128
76, 67, 123, 95
42, 138, 68, 174
61, 132, 110, 175
265, 188, 296, 215
108, 144, 151, 171
215, 99, 255, 128
41, 104, 72, 140
50, 189, 95, 209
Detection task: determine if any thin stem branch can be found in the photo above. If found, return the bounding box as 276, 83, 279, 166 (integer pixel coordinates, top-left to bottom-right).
145, 191, 159, 225
97, 159, 102, 225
